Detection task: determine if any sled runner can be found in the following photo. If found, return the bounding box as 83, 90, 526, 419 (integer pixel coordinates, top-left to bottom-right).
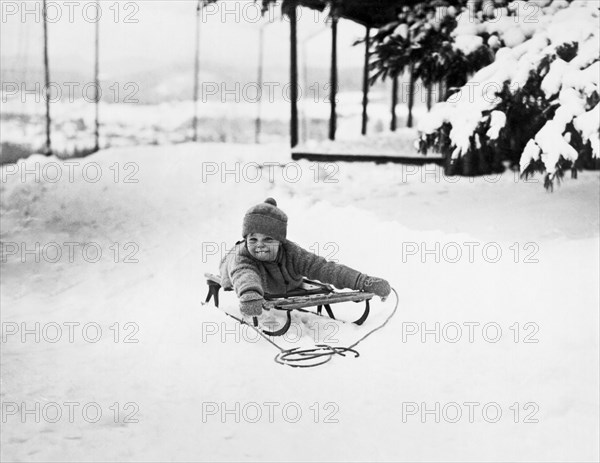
203, 273, 374, 336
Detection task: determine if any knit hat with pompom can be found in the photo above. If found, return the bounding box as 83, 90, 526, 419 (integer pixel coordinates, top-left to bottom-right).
242, 198, 288, 242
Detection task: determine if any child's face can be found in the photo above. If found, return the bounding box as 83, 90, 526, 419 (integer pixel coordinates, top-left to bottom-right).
246, 233, 280, 262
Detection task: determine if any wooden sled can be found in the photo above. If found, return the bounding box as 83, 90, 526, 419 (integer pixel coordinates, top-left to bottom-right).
204, 273, 374, 337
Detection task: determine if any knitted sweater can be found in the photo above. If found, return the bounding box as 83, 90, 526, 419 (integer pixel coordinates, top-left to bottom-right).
219, 240, 364, 297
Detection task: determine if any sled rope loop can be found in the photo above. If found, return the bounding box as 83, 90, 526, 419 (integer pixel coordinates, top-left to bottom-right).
239, 287, 400, 368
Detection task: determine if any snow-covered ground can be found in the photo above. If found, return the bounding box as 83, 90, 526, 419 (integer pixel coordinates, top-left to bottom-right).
1, 88, 425, 162
1, 142, 599, 462
293, 127, 439, 159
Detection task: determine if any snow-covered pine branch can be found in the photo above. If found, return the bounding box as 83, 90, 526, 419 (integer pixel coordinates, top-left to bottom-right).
369, 1, 495, 95
417, 0, 599, 188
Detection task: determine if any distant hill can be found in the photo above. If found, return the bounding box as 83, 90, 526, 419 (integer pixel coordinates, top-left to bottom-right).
1, 61, 375, 104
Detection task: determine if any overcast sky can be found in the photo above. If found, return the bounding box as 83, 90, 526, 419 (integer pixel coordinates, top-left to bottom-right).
1, 1, 368, 78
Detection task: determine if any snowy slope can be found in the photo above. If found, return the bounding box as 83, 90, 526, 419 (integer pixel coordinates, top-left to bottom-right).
1, 143, 599, 462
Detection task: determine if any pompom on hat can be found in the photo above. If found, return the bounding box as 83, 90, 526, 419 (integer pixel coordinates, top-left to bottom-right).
242, 198, 288, 242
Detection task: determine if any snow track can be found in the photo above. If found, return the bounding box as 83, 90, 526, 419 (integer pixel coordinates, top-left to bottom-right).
1, 143, 599, 461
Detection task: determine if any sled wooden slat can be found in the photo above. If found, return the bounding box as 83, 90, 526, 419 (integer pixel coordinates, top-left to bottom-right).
264, 291, 373, 310
204, 273, 372, 309
204, 272, 374, 332
204, 273, 335, 297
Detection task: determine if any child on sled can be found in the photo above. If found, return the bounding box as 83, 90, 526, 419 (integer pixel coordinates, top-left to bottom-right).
219, 198, 391, 320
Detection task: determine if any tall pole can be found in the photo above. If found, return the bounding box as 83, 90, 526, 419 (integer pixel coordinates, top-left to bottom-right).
329, 15, 337, 141
407, 65, 415, 128
256, 24, 265, 144
192, 0, 201, 142
93, 2, 100, 152
301, 35, 308, 144
406, 29, 415, 128
361, 26, 370, 136
300, 28, 327, 144
426, 82, 432, 111
42, 0, 51, 155
289, 2, 299, 148
390, 75, 398, 131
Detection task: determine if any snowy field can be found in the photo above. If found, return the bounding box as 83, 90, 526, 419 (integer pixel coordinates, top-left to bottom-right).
1, 142, 599, 462
0, 88, 418, 162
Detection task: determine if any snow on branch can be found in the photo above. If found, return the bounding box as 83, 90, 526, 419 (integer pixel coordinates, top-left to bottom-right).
417, 0, 599, 188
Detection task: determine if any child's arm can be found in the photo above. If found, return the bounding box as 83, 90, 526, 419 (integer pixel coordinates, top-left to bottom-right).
286, 241, 363, 290
220, 248, 265, 316
223, 253, 264, 297
286, 241, 391, 299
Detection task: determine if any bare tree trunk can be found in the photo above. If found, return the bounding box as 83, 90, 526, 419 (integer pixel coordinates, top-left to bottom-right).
192, 0, 201, 142
290, 2, 299, 148
361, 26, 370, 136
426, 82, 432, 111
390, 75, 398, 131
301, 35, 308, 144
93, 3, 100, 152
329, 15, 337, 141
407, 65, 415, 128
42, 0, 51, 155
256, 25, 265, 144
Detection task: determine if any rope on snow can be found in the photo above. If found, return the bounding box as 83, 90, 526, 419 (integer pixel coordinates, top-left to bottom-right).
224, 288, 400, 368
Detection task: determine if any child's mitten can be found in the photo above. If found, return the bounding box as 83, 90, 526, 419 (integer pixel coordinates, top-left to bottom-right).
239, 291, 265, 316
358, 275, 391, 299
